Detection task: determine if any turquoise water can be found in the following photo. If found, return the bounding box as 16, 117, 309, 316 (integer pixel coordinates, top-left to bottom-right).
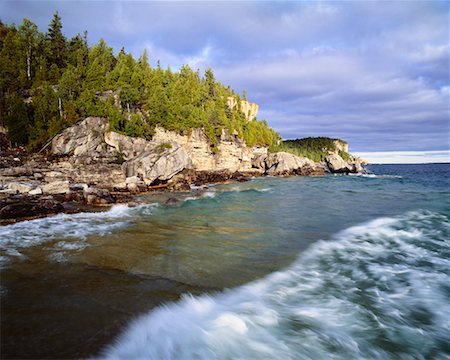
1, 164, 449, 358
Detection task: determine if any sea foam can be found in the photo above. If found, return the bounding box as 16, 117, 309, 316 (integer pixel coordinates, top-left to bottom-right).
104, 210, 450, 360
0, 203, 158, 265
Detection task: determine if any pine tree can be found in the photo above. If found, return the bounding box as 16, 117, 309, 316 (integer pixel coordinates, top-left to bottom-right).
47, 11, 67, 69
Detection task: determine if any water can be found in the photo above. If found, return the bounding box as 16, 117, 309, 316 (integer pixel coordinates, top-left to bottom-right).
1, 164, 449, 359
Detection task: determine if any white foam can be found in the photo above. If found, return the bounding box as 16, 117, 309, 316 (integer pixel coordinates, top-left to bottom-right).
104, 210, 450, 360
350, 173, 403, 179
0, 203, 158, 265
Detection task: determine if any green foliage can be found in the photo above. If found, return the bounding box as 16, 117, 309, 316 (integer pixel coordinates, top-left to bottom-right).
47, 11, 66, 68
280, 137, 349, 162
155, 142, 172, 154
0, 14, 281, 153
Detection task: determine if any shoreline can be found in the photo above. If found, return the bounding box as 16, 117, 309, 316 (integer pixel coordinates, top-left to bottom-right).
0, 170, 263, 225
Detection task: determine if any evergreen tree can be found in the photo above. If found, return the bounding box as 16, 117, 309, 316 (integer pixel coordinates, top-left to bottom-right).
47, 11, 67, 69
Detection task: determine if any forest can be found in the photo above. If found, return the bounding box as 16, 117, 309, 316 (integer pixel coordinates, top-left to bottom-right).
0, 12, 280, 153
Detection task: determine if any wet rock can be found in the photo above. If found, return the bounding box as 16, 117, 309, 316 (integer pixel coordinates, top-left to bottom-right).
64, 190, 83, 202
0, 196, 64, 221
169, 181, 191, 192
83, 187, 115, 205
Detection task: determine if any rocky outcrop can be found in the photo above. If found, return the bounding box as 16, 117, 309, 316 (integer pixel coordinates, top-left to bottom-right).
325, 154, 366, 174
48, 117, 328, 191
253, 152, 325, 176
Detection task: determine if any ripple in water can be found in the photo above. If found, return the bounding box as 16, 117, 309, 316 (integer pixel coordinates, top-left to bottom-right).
104, 210, 450, 359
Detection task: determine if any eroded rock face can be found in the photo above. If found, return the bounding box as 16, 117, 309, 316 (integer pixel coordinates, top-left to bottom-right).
122, 142, 192, 185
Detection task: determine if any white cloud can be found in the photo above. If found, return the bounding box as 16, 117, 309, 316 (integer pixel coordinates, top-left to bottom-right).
354, 150, 450, 164
1, 0, 448, 152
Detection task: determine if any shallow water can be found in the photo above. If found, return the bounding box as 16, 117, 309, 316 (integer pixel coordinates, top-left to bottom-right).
1, 163, 449, 359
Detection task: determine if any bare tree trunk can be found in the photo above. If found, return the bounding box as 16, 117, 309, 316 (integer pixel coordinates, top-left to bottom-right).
27, 46, 31, 81
58, 97, 63, 118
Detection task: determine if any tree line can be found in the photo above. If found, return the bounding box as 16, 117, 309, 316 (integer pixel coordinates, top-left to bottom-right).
281, 137, 350, 163
0, 12, 280, 152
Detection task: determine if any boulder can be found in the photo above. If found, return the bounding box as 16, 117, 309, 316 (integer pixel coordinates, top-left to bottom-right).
325, 154, 353, 173
42, 180, 70, 195
122, 142, 192, 185
51, 117, 109, 156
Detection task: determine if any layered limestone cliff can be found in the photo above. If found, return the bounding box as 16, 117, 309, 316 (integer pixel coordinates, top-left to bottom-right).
49, 117, 324, 187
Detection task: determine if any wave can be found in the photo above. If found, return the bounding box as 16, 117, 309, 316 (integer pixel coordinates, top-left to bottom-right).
349, 173, 403, 179
0, 203, 158, 266
103, 210, 450, 359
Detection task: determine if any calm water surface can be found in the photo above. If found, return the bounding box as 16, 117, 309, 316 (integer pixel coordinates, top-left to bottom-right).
1, 164, 449, 359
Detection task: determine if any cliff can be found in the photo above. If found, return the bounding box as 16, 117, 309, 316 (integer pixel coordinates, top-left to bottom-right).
226, 97, 259, 121
50, 117, 324, 187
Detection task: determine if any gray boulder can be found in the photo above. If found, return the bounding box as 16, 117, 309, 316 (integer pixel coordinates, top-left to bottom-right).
122, 142, 192, 185
52, 117, 109, 156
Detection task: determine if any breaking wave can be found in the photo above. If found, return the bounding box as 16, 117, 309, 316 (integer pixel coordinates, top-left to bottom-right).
104, 210, 450, 359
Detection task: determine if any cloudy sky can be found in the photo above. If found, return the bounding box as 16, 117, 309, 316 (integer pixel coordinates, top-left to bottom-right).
2, 1, 449, 163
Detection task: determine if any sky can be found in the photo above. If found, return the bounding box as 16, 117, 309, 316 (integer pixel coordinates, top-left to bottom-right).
1, 0, 449, 163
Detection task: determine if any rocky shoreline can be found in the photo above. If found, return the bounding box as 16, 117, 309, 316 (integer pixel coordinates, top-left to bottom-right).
1, 117, 364, 224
